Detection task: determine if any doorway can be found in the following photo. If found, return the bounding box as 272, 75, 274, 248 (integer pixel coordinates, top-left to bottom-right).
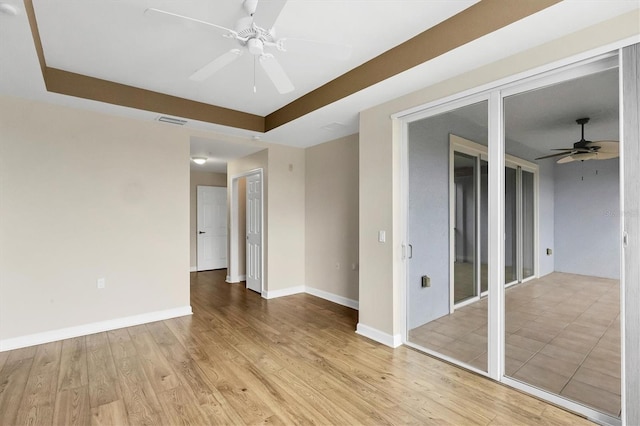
196, 185, 227, 271
229, 169, 264, 294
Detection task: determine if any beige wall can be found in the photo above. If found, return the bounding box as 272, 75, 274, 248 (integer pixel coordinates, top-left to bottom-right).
190, 170, 226, 270
359, 10, 640, 338
0, 95, 190, 340
305, 134, 359, 301
267, 144, 306, 292
227, 144, 305, 294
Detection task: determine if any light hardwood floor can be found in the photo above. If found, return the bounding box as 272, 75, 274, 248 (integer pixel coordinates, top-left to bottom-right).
410, 272, 620, 417
0, 269, 594, 425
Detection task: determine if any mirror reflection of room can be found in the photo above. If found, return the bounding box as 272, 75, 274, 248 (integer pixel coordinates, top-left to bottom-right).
504, 68, 620, 418
406, 67, 621, 420
407, 100, 490, 373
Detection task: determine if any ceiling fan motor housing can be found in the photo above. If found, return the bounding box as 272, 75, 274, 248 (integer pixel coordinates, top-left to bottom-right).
248, 38, 264, 55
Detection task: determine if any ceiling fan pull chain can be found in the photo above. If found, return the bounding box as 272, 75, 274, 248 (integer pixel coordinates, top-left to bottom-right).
253, 56, 257, 93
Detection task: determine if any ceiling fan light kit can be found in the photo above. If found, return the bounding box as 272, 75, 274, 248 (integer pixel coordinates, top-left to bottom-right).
145, 0, 350, 95
534, 117, 619, 164
0, 3, 19, 16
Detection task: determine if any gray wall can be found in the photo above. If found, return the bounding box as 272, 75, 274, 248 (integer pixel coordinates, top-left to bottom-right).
538, 160, 556, 277
554, 158, 620, 279
408, 113, 556, 330
408, 111, 488, 330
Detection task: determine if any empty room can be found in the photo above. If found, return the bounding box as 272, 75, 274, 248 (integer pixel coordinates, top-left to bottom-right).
1, 1, 639, 425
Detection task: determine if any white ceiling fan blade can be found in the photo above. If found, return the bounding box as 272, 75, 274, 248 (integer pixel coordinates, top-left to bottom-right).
259, 54, 294, 94
190, 49, 243, 82
253, 0, 287, 30
144, 8, 237, 37
594, 152, 619, 160
279, 38, 352, 61
535, 151, 576, 160
587, 140, 619, 153
556, 155, 576, 164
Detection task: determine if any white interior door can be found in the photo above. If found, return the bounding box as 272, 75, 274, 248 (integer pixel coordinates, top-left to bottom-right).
246, 173, 262, 293
197, 186, 227, 271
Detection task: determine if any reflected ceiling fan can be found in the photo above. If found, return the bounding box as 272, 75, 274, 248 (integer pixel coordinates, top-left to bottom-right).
145, 0, 351, 94
535, 117, 619, 163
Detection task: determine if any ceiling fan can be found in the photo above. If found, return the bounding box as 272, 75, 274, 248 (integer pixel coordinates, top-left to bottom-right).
535, 117, 619, 163
145, 0, 351, 94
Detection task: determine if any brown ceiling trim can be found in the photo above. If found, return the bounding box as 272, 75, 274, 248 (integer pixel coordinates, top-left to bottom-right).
24, 0, 561, 134
23, 0, 264, 133
44, 68, 265, 132
23, 0, 45, 76
264, 0, 562, 131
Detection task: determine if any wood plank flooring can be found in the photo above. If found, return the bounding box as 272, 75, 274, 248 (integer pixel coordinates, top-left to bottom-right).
0, 269, 594, 425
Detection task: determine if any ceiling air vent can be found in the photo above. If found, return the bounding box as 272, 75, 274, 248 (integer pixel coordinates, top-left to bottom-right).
157, 116, 188, 125
321, 122, 345, 132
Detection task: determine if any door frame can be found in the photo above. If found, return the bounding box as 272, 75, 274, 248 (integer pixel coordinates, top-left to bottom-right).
228, 168, 264, 295
449, 135, 488, 312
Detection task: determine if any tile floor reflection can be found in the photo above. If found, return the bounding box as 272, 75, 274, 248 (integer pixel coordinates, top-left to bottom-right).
409, 272, 620, 417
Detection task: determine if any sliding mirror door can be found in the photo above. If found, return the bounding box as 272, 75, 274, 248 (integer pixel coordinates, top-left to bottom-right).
503, 67, 621, 421
406, 100, 489, 373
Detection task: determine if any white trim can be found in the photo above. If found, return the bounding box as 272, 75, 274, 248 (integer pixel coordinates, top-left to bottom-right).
305, 286, 359, 310
390, 36, 638, 120
262, 285, 305, 299
397, 116, 409, 345
356, 323, 402, 348
0, 306, 193, 352
261, 285, 359, 310
502, 377, 621, 426
190, 266, 197, 272
226, 274, 246, 283
404, 340, 488, 377
487, 90, 505, 382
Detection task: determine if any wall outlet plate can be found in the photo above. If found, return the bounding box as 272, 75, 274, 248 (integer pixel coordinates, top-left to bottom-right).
421, 275, 430, 288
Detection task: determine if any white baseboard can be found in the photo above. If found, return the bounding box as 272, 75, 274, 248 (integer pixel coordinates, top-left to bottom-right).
0, 306, 193, 352
226, 274, 246, 283
189, 266, 197, 272
262, 285, 305, 299
260, 285, 360, 311
305, 286, 359, 310
356, 323, 402, 348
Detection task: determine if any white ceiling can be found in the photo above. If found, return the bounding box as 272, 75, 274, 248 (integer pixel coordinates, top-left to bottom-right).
1, 1, 639, 169
190, 136, 264, 173
504, 67, 620, 156
420, 67, 620, 161
32, 0, 478, 116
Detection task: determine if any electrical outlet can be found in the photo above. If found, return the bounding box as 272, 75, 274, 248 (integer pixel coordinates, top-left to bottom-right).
421, 275, 430, 288
546, 248, 553, 255
97, 278, 106, 289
